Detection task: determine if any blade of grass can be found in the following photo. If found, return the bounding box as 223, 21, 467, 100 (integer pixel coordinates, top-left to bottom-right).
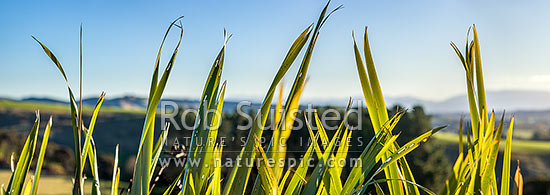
30, 116, 52, 195
150, 123, 170, 182
132, 17, 183, 195
353, 27, 416, 195
222, 147, 244, 195
254, 136, 278, 195
500, 116, 514, 195
163, 171, 183, 195
23, 178, 33, 195
111, 145, 119, 195
230, 3, 341, 194
301, 102, 352, 194
81, 92, 105, 171
301, 124, 345, 195
284, 122, 320, 195
196, 81, 227, 193
90, 139, 101, 195
472, 25, 487, 125
78, 24, 84, 195
341, 112, 401, 194
32, 36, 84, 194
367, 126, 446, 185
514, 161, 523, 195
6, 112, 40, 195
253, 78, 309, 194
184, 31, 227, 195
226, 23, 312, 195
212, 145, 223, 195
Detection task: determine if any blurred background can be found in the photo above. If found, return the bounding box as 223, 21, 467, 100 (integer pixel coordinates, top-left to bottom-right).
1, 0, 549, 194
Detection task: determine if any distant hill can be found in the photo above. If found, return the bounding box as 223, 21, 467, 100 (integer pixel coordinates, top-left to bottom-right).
21, 97, 66, 105
10, 95, 261, 113
82, 96, 147, 110
9, 90, 550, 114
387, 90, 550, 113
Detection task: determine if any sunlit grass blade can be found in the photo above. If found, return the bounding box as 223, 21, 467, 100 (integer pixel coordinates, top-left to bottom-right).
10, 153, 15, 173
89, 139, 101, 195
301, 125, 344, 195
313, 111, 329, 149
322, 129, 348, 194
458, 117, 464, 155
353, 27, 421, 195
398, 156, 421, 194
341, 113, 400, 194
6, 112, 40, 195
32, 35, 84, 194
305, 114, 324, 160
442, 153, 463, 194
333, 124, 352, 175
275, 82, 284, 126
226, 20, 312, 195
195, 79, 227, 193
278, 166, 292, 191
472, 25, 487, 125
362, 26, 388, 124
163, 169, 184, 195
131, 17, 183, 195
188, 172, 196, 195
514, 161, 523, 195
259, 82, 284, 189
479, 113, 505, 194
367, 126, 446, 184
31, 116, 52, 195
352, 31, 380, 132
263, 82, 284, 181
479, 140, 499, 194
276, 78, 307, 169
284, 123, 320, 195
500, 116, 514, 195
222, 147, 244, 195
254, 136, 278, 195
212, 145, 223, 195
82, 125, 102, 195
150, 123, 170, 182
183, 30, 228, 195
317, 101, 353, 195
442, 26, 517, 195
253, 78, 308, 194
230, 3, 342, 194
375, 133, 400, 160
23, 178, 32, 195
81, 92, 105, 171
148, 15, 184, 104
111, 144, 119, 195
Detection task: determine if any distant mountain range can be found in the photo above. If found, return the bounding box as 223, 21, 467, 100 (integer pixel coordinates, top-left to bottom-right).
9, 90, 550, 114
386, 90, 550, 113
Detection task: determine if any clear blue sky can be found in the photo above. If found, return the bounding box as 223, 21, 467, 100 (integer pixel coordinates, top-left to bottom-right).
1, 0, 549, 102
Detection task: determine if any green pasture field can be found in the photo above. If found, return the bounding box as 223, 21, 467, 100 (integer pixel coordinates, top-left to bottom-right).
0, 100, 143, 115
434, 132, 550, 154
